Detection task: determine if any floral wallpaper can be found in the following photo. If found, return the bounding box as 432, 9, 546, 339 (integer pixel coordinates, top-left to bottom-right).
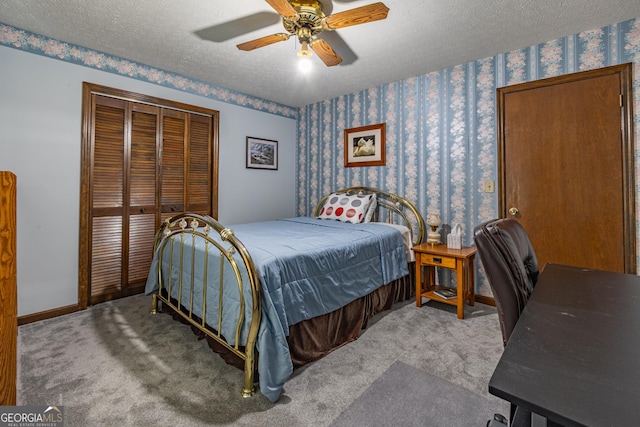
297, 18, 640, 295
0, 23, 298, 119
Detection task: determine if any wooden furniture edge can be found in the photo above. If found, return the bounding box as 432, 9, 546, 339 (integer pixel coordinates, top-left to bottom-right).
0, 171, 17, 405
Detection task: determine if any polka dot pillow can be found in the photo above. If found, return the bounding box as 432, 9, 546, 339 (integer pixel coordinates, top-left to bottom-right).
317, 192, 375, 224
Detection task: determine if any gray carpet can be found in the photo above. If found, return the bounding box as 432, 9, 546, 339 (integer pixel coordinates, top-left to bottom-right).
331, 361, 507, 427
17, 294, 508, 426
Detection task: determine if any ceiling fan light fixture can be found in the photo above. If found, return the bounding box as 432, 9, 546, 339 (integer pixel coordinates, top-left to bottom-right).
298, 56, 313, 73
297, 40, 313, 57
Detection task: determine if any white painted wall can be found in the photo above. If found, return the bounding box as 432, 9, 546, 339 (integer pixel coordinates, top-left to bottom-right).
0, 46, 297, 316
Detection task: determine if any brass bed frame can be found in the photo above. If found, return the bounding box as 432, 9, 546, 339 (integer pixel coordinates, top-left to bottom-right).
149, 186, 425, 398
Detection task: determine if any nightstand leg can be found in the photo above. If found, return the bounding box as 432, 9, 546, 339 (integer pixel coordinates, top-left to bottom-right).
456, 263, 464, 319
415, 261, 423, 307
469, 258, 475, 306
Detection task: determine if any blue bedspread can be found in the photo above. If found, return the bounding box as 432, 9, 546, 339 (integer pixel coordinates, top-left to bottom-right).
145, 217, 408, 402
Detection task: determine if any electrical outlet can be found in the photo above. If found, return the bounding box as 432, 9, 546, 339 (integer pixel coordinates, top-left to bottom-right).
484, 180, 495, 193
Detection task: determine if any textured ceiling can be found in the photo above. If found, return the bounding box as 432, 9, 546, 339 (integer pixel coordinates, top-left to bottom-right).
1, 0, 639, 107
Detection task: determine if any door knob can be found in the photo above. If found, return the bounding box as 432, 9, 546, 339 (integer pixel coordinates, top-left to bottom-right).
508, 207, 519, 216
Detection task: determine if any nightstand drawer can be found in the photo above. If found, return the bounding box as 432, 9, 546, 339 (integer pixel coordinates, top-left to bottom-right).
420, 253, 456, 268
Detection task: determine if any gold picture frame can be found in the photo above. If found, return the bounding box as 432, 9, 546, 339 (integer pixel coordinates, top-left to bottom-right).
344, 123, 386, 167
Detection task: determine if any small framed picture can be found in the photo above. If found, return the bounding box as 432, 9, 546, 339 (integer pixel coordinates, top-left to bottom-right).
344, 123, 386, 167
246, 137, 278, 170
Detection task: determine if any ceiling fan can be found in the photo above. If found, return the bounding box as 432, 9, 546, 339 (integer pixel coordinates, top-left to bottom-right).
237, 0, 390, 67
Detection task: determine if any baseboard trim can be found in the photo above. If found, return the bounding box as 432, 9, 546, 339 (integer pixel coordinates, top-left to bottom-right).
18, 304, 84, 326
475, 294, 496, 306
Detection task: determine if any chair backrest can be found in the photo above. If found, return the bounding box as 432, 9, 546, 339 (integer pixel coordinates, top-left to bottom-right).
473, 218, 539, 346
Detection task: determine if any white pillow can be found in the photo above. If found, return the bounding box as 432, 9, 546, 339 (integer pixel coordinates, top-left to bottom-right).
363, 194, 377, 223
318, 192, 374, 224
372, 222, 414, 262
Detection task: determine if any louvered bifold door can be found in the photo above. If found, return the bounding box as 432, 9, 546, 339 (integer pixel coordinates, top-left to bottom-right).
127, 104, 159, 294
187, 113, 213, 215
161, 109, 187, 221
81, 82, 220, 308
90, 95, 125, 301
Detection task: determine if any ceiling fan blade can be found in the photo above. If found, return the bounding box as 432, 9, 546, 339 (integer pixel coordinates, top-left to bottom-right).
237, 33, 290, 51
310, 38, 342, 67
322, 2, 389, 30
265, 0, 298, 19
318, 32, 358, 65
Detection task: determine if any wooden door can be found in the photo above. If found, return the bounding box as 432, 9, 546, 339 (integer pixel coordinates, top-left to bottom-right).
498, 64, 635, 273
127, 104, 159, 294
89, 96, 158, 301
80, 83, 220, 308
90, 95, 126, 301
160, 111, 213, 221
161, 110, 186, 220
187, 114, 214, 214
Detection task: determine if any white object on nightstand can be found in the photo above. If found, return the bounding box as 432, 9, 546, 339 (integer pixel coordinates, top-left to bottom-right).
447, 223, 462, 249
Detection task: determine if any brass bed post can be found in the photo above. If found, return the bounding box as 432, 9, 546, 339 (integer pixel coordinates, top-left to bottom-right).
218, 227, 262, 397
150, 217, 173, 315
201, 239, 209, 329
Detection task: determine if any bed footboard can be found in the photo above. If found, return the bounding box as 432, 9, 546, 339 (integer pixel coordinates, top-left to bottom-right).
149, 213, 261, 398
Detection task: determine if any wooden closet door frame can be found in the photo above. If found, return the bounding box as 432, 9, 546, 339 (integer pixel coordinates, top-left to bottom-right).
79, 82, 219, 309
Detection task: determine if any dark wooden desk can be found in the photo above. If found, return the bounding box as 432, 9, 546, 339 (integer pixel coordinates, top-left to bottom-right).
489, 263, 640, 427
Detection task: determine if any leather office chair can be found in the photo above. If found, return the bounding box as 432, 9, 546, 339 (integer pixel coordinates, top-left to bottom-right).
473, 218, 539, 347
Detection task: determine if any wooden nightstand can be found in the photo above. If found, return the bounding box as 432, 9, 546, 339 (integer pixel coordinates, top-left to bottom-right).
412, 243, 477, 319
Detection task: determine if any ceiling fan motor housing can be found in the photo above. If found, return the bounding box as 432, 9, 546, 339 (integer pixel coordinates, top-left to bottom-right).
282, 0, 326, 42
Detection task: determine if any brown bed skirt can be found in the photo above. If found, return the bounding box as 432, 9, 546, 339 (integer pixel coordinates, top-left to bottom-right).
160, 262, 416, 372
287, 264, 415, 367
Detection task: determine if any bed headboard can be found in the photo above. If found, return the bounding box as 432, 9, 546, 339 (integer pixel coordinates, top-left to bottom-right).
313, 187, 425, 246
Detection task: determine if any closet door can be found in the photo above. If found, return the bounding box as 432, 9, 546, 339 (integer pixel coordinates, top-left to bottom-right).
187, 114, 213, 214
80, 83, 219, 308
90, 98, 159, 302
161, 109, 186, 220
90, 95, 125, 301
160, 111, 213, 219
127, 104, 159, 293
